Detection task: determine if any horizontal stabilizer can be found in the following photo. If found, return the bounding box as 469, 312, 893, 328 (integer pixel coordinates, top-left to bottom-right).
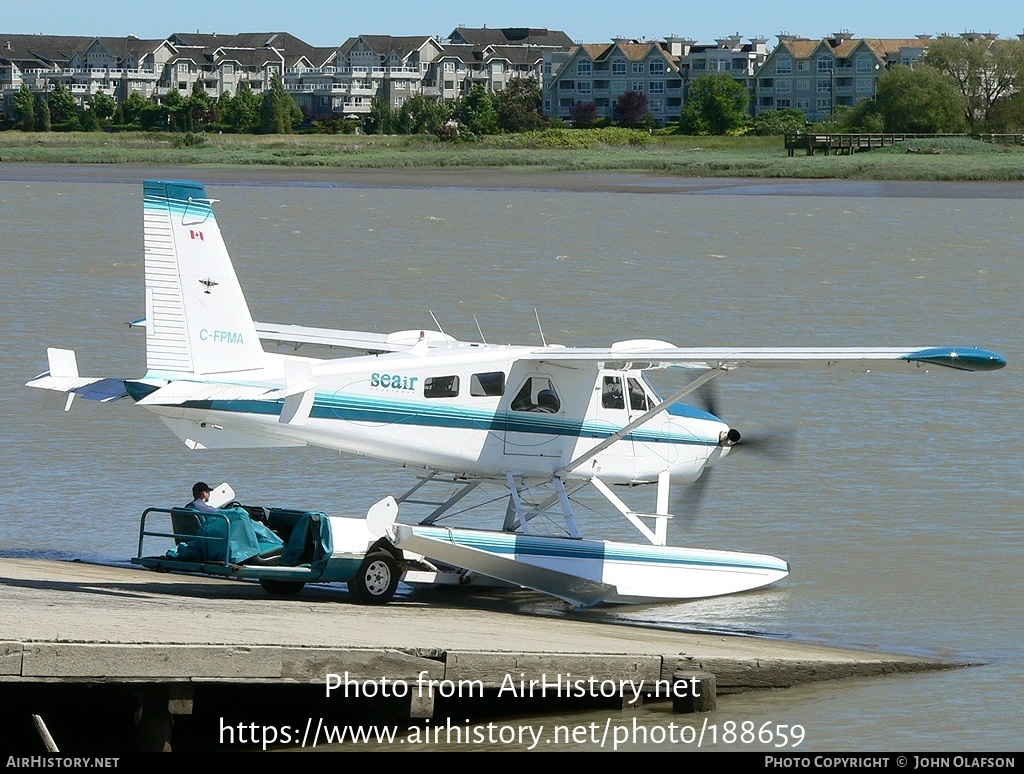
26, 349, 128, 408
135, 380, 302, 406
391, 525, 616, 607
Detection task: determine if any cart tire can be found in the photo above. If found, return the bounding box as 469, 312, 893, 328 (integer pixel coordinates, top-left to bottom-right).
259, 579, 305, 596
349, 551, 399, 605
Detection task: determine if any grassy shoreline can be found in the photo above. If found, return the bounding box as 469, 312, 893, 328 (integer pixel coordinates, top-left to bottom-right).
1, 131, 1022, 181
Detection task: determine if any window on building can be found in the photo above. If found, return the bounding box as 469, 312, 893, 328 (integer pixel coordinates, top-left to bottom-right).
649, 81, 664, 94
424, 375, 459, 399
776, 80, 791, 93
797, 98, 810, 109
649, 59, 665, 75
692, 59, 706, 70
632, 62, 644, 74
631, 81, 644, 92
492, 62, 504, 73
577, 81, 591, 95
470, 372, 505, 397
612, 59, 626, 76
817, 97, 831, 110
817, 78, 831, 92
817, 56, 834, 73
577, 59, 592, 77
797, 60, 808, 71
856, 56, 872, 73
444, 61, 455, 71
223, 64, 234, 75
776, 98, 791, 108
856, 78, 872, 92
649, 99, 664, 112
776, 56, 792, 74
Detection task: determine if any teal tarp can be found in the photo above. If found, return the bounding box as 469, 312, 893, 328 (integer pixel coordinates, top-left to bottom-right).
168, 507, 284, 564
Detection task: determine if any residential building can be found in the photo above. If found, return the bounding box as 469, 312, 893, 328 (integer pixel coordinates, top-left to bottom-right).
543, 39, 685, 126
754, 32, 931, 120
683, 34, 769, 112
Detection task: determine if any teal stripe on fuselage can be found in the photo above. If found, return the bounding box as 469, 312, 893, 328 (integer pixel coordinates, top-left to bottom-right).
128, 379, 719, 447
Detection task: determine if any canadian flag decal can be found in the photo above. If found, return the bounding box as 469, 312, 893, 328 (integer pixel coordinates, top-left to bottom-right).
190, 230, 204, 240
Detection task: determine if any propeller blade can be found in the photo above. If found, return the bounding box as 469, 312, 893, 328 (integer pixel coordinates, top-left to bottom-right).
734, 427, 797, 463
676, 467, 713, 523
691, 380, 719, 418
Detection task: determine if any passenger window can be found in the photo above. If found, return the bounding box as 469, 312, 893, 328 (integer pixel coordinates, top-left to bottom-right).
627, 377, 650, 411
511, 376, 560, 413
424, 375, 459, 398
470, 371, 505, 397
602, 376, 625, 409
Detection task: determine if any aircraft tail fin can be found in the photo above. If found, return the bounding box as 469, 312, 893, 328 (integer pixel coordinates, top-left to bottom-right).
143, 180, 264, 376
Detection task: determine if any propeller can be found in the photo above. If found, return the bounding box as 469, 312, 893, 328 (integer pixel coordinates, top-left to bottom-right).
692, 381, 797, 463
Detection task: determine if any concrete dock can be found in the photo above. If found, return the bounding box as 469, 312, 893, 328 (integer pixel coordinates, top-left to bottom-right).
0, 558, 958, 751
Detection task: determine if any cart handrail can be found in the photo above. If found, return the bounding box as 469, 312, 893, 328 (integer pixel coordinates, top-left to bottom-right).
137, 507, 233, 569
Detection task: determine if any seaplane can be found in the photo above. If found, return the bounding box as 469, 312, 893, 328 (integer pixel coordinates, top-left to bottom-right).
26, 180, 1007, 607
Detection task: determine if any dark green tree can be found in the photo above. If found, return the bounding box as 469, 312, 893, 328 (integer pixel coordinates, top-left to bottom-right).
455, 85, 498, 135
819, 102, 884, 132
678, 73, 749, 135
873, 65, 967, 133
120, 92, 148, 125
260, 73, 292, 134
162, 89, 187, 130
12, 84, 35, 130
612, 90, 651, 128
492, 77, 543, 132
399, 95, 452, 134
365, 98, 395, 134
36, 96, 51, 131
218, 87, 261, 133
751, 107, 807, 136
48, 83, 78, 124
89, 91, 117, 125
79, 108, 101, 131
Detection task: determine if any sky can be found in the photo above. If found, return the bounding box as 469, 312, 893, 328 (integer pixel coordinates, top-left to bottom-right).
9, 0, 1023, 46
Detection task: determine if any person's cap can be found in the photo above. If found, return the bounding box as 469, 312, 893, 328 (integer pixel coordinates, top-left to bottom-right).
192, 481, 212, 498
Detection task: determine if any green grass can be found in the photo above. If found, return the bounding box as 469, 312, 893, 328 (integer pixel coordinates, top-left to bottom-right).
0, 130, 1022, 180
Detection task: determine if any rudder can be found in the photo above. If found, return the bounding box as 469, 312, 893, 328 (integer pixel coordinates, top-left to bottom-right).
143, 180, 264, 376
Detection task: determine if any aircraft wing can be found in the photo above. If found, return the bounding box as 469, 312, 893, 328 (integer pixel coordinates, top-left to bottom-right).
521, 345, 1007, 373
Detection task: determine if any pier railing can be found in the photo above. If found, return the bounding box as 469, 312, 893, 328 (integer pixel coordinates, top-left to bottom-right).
784, 132, 1024, 156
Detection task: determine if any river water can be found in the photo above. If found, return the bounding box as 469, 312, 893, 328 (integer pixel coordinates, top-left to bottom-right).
1, 168, 1020, 751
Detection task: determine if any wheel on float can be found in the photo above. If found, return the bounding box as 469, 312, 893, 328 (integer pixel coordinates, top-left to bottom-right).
349, 551, 400, 605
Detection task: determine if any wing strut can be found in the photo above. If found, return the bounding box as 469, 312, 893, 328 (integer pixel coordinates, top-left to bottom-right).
557, 368, 725, 477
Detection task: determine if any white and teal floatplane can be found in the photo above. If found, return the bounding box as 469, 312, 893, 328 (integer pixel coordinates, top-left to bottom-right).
27, 180, 1006, 606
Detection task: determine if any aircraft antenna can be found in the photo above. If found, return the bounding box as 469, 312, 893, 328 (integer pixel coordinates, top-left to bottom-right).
473, 315, 488, 346
534, 308, 548, 347
428, 310, 450, 346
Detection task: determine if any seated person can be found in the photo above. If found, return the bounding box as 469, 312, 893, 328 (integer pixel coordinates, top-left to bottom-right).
187, 481, 220, 513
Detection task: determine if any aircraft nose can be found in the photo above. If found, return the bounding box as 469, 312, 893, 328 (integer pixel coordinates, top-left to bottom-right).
719, 428, 741, 446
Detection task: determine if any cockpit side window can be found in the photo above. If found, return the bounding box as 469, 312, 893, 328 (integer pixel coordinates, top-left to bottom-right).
627, 377, 650, 411
511, 376, 561, 413
602, 375, 625, 409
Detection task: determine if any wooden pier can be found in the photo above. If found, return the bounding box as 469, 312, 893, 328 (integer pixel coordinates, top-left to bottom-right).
785, 132, 1024, 156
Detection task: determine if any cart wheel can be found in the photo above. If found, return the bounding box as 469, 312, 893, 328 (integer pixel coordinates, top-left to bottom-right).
259, 579, 305, 596
349, 551, 399, 605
